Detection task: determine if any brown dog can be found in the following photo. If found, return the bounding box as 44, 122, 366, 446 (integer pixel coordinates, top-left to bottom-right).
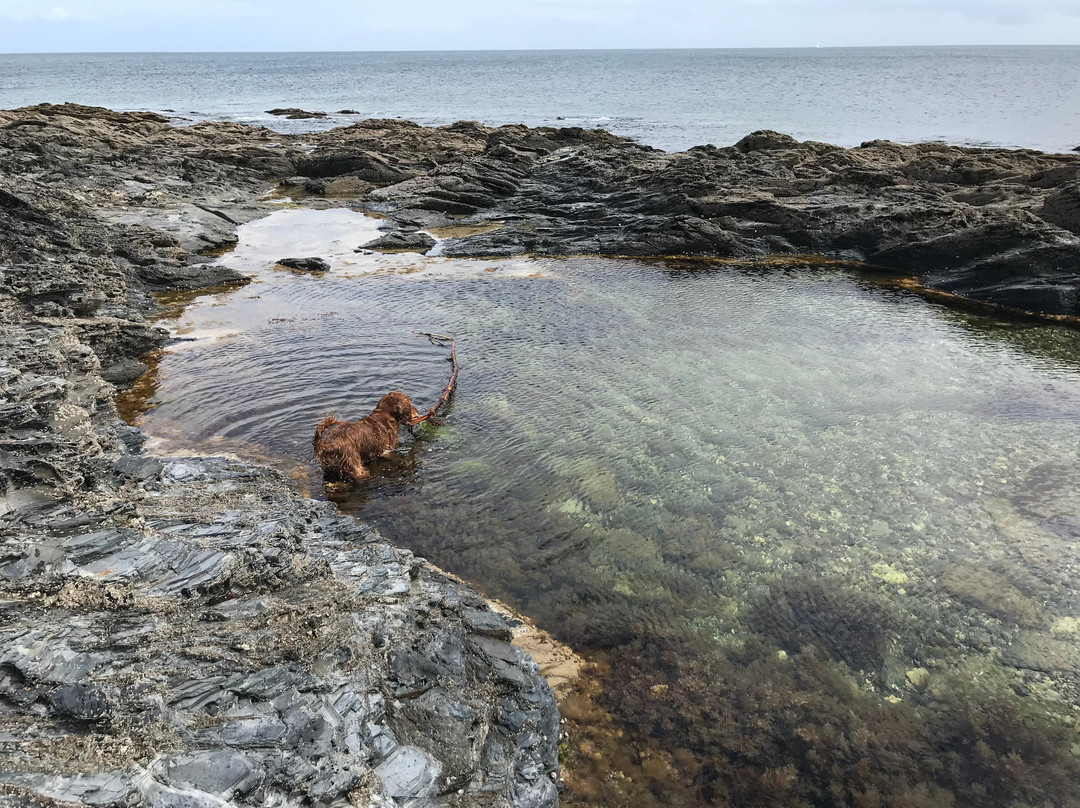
312, 391, 420, 482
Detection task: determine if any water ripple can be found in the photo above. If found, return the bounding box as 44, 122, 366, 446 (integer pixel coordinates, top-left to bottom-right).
137, 208, 1080, 807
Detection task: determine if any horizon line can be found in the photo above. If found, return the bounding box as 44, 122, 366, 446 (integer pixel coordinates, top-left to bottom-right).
3, 43, 1078, 56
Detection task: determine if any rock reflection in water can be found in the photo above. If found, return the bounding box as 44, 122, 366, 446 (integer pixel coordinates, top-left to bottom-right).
140, 209, 1080, 808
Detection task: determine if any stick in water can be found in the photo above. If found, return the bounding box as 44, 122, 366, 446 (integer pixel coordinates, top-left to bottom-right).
410, 332, 458, 426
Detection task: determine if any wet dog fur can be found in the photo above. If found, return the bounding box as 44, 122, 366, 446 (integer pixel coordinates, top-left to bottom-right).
313, 391, 420, 482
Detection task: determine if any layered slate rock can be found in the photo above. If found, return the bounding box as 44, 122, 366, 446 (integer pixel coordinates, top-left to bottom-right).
0, 104, 560, 808
0, 456, 559, 808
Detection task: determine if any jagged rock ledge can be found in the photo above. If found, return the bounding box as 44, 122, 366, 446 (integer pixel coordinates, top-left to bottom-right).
0, 459, 560, 807
0, 104, 560, 808
308, 117, 1080, 318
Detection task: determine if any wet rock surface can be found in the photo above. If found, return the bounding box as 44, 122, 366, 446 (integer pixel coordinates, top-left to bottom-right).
5, 104, 1080, 319
363, 230, 438, 254
382, 130, 1080, 316
277, 256, 331, 272
0, 104, 559, 807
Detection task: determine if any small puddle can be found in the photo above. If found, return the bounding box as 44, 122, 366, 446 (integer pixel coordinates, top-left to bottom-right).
426, 220, 505, 239
126, 206, 1080, 808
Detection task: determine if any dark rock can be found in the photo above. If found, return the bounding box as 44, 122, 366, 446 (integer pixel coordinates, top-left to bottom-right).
393, 208, 456, 229
114, 422, 146, 453
463, 607, 516, 641
276, 256, 331, 272
113, 454, 164, 482
1003, 631, 1080, 674
280, 175, 329, 194
265, 108, 327, 119
733, 129, 801, 152
337, 109, 361, 115
349, 123, 1080, 316
100, 357, 147, 385
295, 118, 494, 181
750, 577, 902, 674
1041, 182, 1080, 235
136, 263, 250, 291
362, 230, 437, 253
48, 682, 111, 721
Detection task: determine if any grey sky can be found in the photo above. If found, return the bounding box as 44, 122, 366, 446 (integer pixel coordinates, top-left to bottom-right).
1, 0, 1079, 52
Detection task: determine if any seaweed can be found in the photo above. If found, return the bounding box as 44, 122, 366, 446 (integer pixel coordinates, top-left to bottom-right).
598, 635, 1080, 808
358, 489, 1080, 808
748, 576, 902, 674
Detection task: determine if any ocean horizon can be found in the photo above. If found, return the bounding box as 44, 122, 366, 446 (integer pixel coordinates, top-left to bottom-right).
2, 46, 1079, 152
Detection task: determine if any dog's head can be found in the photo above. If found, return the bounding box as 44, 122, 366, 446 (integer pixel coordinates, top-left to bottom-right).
376, 390, 420, 424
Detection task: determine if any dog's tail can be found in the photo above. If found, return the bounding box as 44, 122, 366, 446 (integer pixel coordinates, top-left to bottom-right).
312, 416, 341, 455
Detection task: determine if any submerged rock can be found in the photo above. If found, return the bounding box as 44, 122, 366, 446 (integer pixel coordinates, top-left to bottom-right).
941, 563, 1046, 628
906, 667, 931, 691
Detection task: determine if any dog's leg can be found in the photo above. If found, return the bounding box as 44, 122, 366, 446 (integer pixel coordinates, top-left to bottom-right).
349, 461, 370, 480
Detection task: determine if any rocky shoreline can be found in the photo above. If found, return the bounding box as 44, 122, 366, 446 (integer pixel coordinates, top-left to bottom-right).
302, 117, 1080, 319
1, 103, 1079, 807
0, 105, 560, 808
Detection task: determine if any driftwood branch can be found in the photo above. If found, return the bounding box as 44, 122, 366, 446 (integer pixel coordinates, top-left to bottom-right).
410, 333, 458, 427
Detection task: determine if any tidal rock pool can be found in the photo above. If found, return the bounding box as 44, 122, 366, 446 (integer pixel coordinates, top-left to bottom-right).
132, 208, 1080, 808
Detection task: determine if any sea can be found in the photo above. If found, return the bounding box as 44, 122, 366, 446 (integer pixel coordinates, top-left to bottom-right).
1, 46, 1078, 153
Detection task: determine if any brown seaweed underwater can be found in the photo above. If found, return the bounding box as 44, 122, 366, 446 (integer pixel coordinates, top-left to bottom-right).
135, 209, 1080, 808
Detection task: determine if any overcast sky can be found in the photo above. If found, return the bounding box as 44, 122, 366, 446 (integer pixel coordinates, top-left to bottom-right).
1, 0, 1079, 52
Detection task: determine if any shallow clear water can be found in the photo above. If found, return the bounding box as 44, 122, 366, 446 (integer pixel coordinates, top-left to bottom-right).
3, 47, 1080, 152
138, 208, 1080, 806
